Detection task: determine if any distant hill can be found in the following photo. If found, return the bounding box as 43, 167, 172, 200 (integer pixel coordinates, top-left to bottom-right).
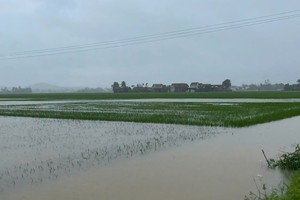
28, 83, 111, 93
29, 83, 81, 93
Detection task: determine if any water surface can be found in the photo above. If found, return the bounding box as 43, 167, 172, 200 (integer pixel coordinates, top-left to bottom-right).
0, 117, 216, 195
1, 116, 299, 200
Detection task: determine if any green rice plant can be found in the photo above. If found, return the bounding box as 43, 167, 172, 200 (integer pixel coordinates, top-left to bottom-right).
1, 102, 300, 127
2, 91, 300, 101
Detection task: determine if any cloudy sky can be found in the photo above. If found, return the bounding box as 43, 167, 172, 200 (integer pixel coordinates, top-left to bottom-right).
0, 0, 299, 88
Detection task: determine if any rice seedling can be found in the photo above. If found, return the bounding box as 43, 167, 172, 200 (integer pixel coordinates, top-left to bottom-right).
1, 91, 300, 101
1, 102, 300, 127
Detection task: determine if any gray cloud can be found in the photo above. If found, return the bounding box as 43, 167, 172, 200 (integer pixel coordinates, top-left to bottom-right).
0, 0, 300, 87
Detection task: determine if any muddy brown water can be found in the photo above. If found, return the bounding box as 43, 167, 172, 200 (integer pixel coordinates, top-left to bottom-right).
1, 116, 299, 200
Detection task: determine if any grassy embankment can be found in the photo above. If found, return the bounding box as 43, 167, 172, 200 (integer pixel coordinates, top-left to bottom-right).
282, 171, 300, 200
269, 145, 300, 200
1, 91, 300, 101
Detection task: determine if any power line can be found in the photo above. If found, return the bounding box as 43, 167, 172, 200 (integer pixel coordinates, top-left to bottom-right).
2, 12, 300, 60
1, 10, 299, 60
5, 10, 300, 56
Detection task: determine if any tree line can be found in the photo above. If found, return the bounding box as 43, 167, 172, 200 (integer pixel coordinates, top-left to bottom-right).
0, 86, 32, 94
284, 79, 300, 91
111, 79, 232, 93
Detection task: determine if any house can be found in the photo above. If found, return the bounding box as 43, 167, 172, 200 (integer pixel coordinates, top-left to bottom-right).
196, 84, 211, 92
211, 85, 225, 91
194, 84, 225, 92
188, 82, 201, 92
170, 83, 189, 92
151, 84, 169, 92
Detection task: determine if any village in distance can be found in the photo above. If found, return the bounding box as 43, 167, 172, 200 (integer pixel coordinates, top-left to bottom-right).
1, 79, 300, 94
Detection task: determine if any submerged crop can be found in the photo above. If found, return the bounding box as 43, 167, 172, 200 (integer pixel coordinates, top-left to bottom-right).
0, 117, 219, 194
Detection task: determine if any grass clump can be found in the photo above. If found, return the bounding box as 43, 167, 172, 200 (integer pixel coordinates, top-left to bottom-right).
283, 171, 300, 200
271, 144, 300, 170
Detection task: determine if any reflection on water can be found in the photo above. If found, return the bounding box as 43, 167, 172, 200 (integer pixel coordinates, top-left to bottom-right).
1, 116, 300, 200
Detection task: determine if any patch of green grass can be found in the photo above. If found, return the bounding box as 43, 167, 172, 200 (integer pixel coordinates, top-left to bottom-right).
1, 91, 300, 101
283, 171, 300, 200
1, 102, 300, 127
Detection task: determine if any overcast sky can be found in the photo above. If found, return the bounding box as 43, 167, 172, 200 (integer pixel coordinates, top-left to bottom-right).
0, 0, 299, 88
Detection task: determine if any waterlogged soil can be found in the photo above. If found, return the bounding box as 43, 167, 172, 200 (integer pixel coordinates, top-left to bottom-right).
1, 116, 300, 200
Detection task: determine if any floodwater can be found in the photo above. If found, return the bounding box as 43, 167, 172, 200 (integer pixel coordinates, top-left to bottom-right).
0, 117, 217, 196
1, 116, 299, 200
1, 98, 300, 106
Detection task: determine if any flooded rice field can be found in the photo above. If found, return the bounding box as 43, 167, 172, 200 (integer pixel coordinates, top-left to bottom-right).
1, 116, 299, 199
0, 117, 217, 196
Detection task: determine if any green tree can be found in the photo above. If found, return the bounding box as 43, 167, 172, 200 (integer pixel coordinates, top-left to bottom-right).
121, 81, 127, 88
284, 84, 291, 91
222, 79, 231, 90
112, 82, 120, 93
120, 81, 131, 92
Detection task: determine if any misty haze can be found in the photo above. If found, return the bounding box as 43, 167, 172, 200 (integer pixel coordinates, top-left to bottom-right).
0, 1, 300, 200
